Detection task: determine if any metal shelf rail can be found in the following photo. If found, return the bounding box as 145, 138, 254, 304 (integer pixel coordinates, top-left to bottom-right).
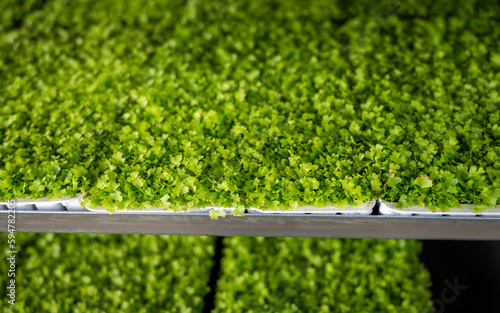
1, 199, 499, 239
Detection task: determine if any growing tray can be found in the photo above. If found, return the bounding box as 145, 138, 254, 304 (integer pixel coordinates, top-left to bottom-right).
1, 197, 375, 215
379, 201, 500, 217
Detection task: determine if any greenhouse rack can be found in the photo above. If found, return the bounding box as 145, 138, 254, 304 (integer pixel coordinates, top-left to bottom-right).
0, 200, 499, 240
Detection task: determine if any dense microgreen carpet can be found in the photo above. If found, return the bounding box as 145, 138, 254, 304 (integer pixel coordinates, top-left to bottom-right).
1, 0, 499, 212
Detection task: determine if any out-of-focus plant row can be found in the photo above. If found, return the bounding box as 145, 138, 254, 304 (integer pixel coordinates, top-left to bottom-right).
0, 233, 432, 312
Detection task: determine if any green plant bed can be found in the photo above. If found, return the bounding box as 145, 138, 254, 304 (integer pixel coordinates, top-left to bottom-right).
1, 0, 498, 212
0, 233, 215, 312
214, 237, 432, 312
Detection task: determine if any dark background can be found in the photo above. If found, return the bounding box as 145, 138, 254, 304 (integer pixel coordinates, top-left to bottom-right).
421, 241, 500, 313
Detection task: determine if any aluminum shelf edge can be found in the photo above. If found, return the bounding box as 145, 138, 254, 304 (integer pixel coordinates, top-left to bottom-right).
1, 199, 500, 239
1, 208, 500, 240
